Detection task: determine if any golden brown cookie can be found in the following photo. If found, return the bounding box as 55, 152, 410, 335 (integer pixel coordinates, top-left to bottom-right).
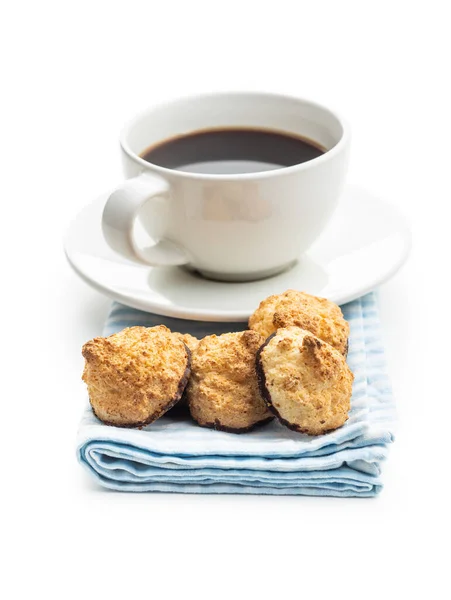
187, 330, 273, 433
172, 332, 199, 354
166, 333, 199, 412
249, 289, 349, 355
256, 326, 354, 435
82, 326, 191, 428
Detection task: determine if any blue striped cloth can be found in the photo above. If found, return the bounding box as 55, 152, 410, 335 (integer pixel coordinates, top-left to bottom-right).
76, 292, 395, 496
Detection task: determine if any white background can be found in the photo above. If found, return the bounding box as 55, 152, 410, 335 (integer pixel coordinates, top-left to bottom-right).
2, 1, 449, 598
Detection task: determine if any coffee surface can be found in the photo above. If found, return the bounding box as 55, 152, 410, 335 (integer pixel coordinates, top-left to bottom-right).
140, 128, 325, 174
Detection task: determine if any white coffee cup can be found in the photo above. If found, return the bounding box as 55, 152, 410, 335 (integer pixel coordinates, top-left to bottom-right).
102, 92, 350, 282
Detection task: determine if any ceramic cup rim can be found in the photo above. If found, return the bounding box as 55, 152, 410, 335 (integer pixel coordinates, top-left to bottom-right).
119, 91, 350, 182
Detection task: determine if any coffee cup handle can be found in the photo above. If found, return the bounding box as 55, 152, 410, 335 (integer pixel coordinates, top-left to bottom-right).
102, 173, 189, 266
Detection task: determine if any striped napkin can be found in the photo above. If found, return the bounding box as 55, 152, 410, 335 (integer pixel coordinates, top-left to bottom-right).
76, 293, 395, 496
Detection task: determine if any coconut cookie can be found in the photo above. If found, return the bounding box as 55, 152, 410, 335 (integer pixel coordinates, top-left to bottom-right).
173, 332, 199, 354
82, 326, 191, 428
256, 327, 354, 435
248, 289, 349, 356
166, 333, 200, 411
187, 331, 273, 433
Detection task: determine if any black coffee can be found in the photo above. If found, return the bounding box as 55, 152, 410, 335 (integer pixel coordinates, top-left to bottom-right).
140, 128, 325, 174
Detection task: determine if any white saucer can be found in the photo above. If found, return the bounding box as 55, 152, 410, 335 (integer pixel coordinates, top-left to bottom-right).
64, 184, 411, 322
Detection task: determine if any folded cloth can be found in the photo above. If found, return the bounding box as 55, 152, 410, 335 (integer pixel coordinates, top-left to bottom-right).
77, 292, 395, 497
